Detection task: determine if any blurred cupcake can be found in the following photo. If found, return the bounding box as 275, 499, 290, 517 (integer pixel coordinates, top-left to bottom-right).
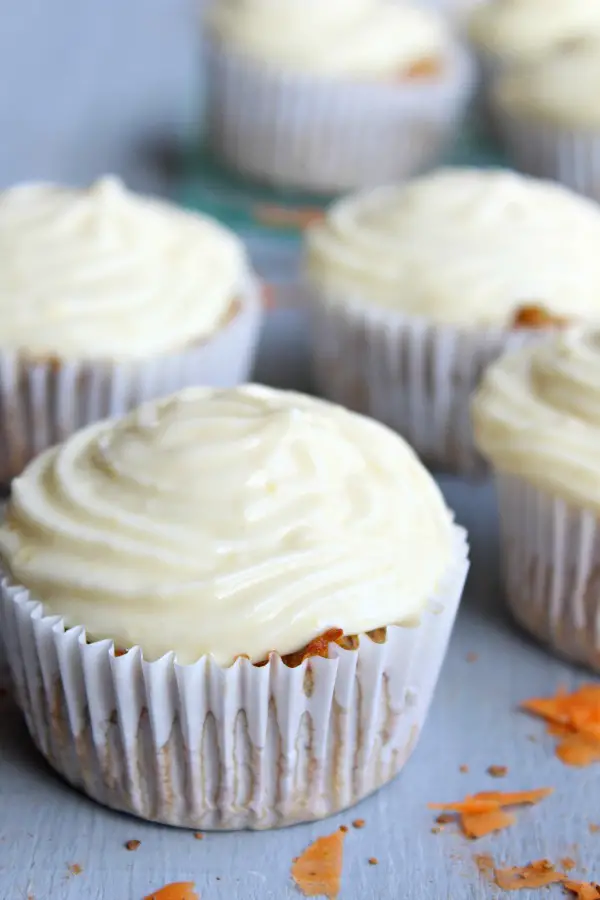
467, 0, 600, 123
468, 0, 600, 72
305, 167, 600, 473
472, 328, 600, 671
0, 385, 469, 829
493, 43, 600, 201
204, 0, 474, 193
0, 177, 261, 483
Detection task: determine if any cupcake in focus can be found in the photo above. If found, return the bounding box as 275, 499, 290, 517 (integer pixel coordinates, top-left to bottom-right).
0, 385, 468, 829
305, 167, 600, 473
204, 0, 474, 193
0, 177, 261, 482
472, 328, 600, 672
493, 43, 600, 202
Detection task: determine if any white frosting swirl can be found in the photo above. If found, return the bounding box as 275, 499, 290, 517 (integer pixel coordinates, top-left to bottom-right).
469, 0, 600, 64
0, 385, 454, 665
0, 177, 249, 360
306, 168, 600, 328
206, 0, 449, 78
495, 43, 600, 128
472, 329, 600, 510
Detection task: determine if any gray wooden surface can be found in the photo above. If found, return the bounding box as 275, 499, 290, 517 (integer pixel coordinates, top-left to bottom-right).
1, 2, 600, 899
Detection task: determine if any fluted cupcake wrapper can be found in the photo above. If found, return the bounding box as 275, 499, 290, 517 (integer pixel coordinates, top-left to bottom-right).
0, 278, 262, 484
497, 475, 600, 672
205, 37, 475, 194
308, 286, 543, 474
493, 106, 600, 202
0, 527, 468, 830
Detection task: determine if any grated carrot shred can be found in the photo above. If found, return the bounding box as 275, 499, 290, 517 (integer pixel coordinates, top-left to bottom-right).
291, 831, 345, 899
522, 686, 600, 767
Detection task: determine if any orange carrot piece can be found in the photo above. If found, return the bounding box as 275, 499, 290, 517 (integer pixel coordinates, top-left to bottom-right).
291, 831, 345, 899
144, 883, 199, 900
461, 809, 516, 840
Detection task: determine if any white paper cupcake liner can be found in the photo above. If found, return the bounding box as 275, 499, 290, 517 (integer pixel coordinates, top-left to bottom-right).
496, 474, 600, 671
0, 527, 468, 830
0, 278, 262, 484
308, 287, 543, 474
493, 106, 600, 202
205, 37, 475, 194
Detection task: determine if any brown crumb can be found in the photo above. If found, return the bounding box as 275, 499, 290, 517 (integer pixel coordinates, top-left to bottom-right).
487, 765, 508, 778
562, 859, 577, 872
466, 652, 479, 663
352, 819, 365, 829
339, 826, 348, 833
125, 840, 141, 851
436, 813, 455, 825
431, 826, 442, 834
474, 854, 495, 877
368, 858, 378, 866
68, 864, 82, 876
193, 832, 203, 840
590, 824, 600, 834
459, 765, 469, 773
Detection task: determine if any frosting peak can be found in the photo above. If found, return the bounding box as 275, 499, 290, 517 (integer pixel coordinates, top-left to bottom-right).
306, 168, 600, 328
207, 0, 449, 78
472, 329, 600, 509
0, 385, 454, 665
0, 178, 249, 360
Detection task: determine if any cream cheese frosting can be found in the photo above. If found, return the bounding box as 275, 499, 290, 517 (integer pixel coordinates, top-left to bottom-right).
206, 0, 449, 78
0, 385, 455, 665
306, 168, 600, 328
468, 0, 600, 65
0, 177, 250, 360
495, 43, 600, 128
472, 328, 600, 510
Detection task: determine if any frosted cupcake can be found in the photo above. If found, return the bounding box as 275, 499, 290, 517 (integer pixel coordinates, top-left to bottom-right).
472, 329, 600, 671
468, 0, 600, 124
493, 43, 600, 202
0, 177, 261, 482
0, 385, 468, 829
305, 167, 600, 473
204, 0, 474, 193
468, 0, 600, 69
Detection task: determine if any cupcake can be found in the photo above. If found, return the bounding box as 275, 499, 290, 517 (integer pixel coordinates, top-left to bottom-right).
0, 385, 469, 829
493, 43, 600, 202
0, 177, 261, 483
467, 0, 600, 125
204, 0, 474, 193
472, 328, 600, 671
468, 0, 600, 71
305, 167, 600, 473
